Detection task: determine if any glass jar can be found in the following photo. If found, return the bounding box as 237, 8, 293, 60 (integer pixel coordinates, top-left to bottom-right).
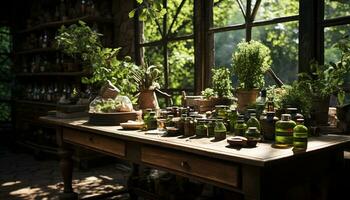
165, 114, 175, 127
293, 118, 308, 150
245, 127, 260, 140
234, 120, 247, 136
146, 111, 158, 130
227, 109, 238, 134
195, 119, 207, 137
275, 114, 296, 148
184, 117, 195, 137
286, 107, 298, 121
215, 105, 228, 119
246, 113, 261, 131
260, 111, 279, 140
214, 119, 227, 140
177, 114, 187, 134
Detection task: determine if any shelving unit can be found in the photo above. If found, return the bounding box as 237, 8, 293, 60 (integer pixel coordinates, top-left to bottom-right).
12, 0, 115, 158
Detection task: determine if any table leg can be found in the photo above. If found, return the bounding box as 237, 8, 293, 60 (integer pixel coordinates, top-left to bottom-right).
127, 163, 140, 200
58, 148, 78, 200
242, 165, 261, 200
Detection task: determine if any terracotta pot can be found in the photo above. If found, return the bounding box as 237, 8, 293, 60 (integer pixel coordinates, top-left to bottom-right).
236, 89, 259, 113
311, 96, 330, 126
138, 90, 159, 110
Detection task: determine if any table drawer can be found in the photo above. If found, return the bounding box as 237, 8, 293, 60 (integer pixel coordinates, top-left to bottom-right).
141, 146, 239, 188
63, 128, 125, 157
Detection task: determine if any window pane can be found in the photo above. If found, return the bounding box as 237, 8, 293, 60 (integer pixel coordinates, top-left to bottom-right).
254, 0, 299, 21
143, 16, 163, 43
252, 21, 299, 85
325, 0, 350, 20
324, 24, 350, 64
168, 39, 194, 90
213, 0, 245, 28
214, 29, 245, 68
167, 0, 194, 37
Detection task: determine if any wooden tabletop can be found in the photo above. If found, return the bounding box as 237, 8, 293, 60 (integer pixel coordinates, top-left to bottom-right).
41, 116, 350, 167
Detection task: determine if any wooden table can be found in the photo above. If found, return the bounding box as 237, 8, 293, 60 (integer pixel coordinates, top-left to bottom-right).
41, 116, 350, 200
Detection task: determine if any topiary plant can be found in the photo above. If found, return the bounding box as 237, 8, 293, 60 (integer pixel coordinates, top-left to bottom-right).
232, 40, 272, 90
211, 67, 233, 98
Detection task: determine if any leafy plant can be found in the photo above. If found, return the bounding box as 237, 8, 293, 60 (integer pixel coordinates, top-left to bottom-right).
55, 21, 137, 97
267, 83, 312, 117
129, 0, 166, 21
298, 40, 350, 105
232, 40, 272, 89
211, 67, 233, 98
131, 62, 162, 91
201, 88, 215, 99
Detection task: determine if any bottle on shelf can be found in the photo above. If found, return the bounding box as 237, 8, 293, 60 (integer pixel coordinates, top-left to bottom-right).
293, 118, 308, 151
275, 114, 296, 148
260, 111, 279, 141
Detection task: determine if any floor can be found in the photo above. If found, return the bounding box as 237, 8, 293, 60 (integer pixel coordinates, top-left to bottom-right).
0, 144, 130, 200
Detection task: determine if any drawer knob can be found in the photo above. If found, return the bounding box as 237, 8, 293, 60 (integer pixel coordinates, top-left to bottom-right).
181, 161, 190, 169
89, 136, 94, 142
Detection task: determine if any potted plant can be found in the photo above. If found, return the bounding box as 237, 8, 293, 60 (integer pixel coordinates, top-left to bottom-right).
211, 67, 234, 105
298, 59, 348, 125
232, 40, 272, 112
55, 21, 137, 98
131, 62, 163, 110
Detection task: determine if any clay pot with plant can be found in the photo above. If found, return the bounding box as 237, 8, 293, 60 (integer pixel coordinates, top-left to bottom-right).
132, 63, 169, 110
232, 40, 272, 112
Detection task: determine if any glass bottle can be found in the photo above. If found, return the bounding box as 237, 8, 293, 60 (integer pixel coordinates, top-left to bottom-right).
165, 114, 174, 128
293, 118, 308, 150
245, 127, 260, 140
178, 114, 187, 134
266, 97, 275, 112
214, 119, 227, 140
275, 114, 296, 148
234, 115, 247, 136
246, 113, 261, 131
196, 119, 207, 137
207, 119, 215, 137
184, 117, 195, 137
256, 89, 267, 118
260, 111, 279, 140
146, 111, 158, 130
227, 109, 238, 134
286, 107, 298, 121
215, 105, 228, 119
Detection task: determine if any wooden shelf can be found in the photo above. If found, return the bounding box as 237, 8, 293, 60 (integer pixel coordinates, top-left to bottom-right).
15, 47, 57, 55
17, 16, 113, 34
16, 71, 88, 77
15, 99, 57, 107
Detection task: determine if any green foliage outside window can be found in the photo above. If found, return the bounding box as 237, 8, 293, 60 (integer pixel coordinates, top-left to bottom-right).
0, 26, 11, 122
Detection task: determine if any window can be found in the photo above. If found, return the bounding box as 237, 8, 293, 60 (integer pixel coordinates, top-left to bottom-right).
323, 0, 350, 102
137, 0, 195, 105
210, 0, 299, 87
